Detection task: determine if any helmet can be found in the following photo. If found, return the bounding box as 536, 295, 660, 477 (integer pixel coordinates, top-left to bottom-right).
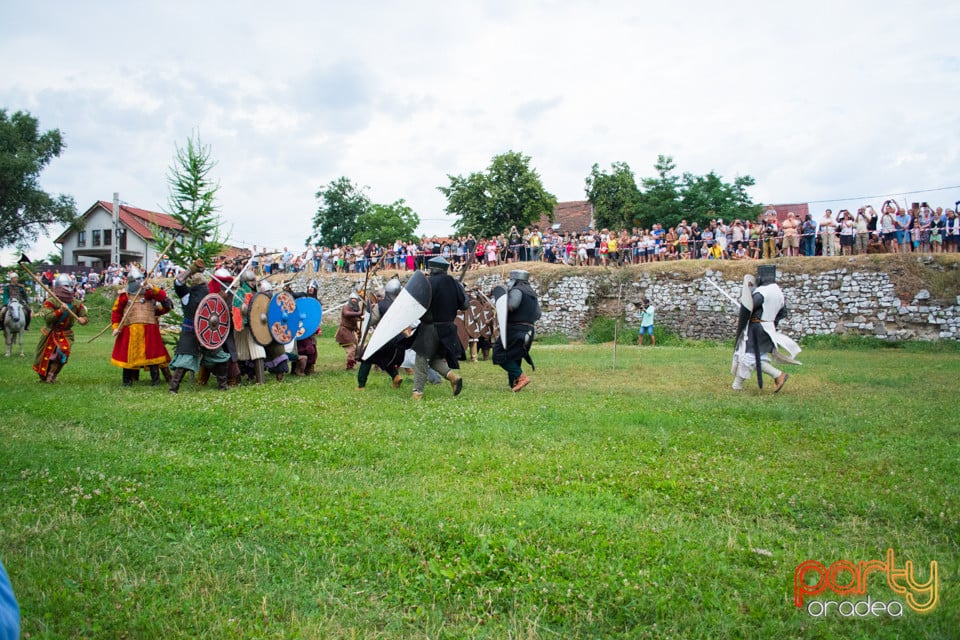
308, 279, 319, 291
258, 280, 273, 293
8, 272, 17, 281
127, 276, 144, 294
349, 291, 360, 300
54, 273, 71, 287
508, 269, 530, 282
427, 256, 450, 273
214, 267, 232, 279
757, 264, 776, 286
384, 278, 402, 296
239, 269, 256, 282
127, 266, 144, 280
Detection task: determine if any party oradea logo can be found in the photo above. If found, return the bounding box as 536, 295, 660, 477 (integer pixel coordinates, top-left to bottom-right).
794, 549, 938, 618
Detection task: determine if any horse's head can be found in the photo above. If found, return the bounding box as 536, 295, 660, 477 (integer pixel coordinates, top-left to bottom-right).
5, 299, 23, 324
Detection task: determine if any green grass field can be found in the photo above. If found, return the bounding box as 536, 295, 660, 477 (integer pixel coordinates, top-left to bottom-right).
1, 319, 957, 639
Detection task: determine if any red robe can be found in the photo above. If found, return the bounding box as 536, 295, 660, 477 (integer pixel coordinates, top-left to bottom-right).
110, 287, 172, 369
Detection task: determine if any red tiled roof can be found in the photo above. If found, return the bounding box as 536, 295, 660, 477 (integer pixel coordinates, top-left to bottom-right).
537, 200, 594, 233
98, 200, 185, 240
56, 200, 186, 244
764, 203, 810, 224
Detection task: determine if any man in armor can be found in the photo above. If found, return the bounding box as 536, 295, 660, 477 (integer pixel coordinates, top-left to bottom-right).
33, 273, 88, 383
233, 268, 267, 383
200, 266, 243, 386
1, 273, 31, 331
293, 279, 322, 375
731, 265, 801, 392
357, 278, 413, 390
110, 267, 173, 386
411, 256, 468, 399
336, 291, 363, 370
257, 280, 296, 381
168, 260, 232, 392
492, 269, 541, 392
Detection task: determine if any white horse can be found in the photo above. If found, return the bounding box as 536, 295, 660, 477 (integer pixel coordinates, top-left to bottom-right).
3, 298, 26, 357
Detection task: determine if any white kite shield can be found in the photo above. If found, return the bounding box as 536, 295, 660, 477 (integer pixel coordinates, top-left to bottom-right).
491, 284, 508, 349
361, 271, 432, 361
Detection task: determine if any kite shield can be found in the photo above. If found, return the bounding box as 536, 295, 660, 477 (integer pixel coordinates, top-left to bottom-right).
362, 270, 431, 361
492, 284, 508, 349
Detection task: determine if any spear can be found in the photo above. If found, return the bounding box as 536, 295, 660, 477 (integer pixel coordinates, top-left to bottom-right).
88, 234, 178, 342
17, 254, 84, 322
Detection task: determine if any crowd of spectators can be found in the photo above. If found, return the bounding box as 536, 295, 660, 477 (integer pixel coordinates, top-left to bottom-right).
15, 201, 955, 294
244, 201, 959, 276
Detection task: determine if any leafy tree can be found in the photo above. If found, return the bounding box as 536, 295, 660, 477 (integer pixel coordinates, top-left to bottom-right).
152, 133, 225, 268
584, 162, 643, 230
440, 150, 556, 238
352, 199, 419, 247
45, 250, 62, 265
636, 155, 683, 230
0, 109, 78, 248
309, 177, 370, 247
679, 171, 761, 225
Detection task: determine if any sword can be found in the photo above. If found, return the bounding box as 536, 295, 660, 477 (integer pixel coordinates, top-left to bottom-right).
704, 277, 738, 307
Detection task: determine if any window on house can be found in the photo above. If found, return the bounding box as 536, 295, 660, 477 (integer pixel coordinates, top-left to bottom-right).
103, 229, 112, 246
119, 228, 127, 250
92, 230, 101, 246
77, 231, 86, 247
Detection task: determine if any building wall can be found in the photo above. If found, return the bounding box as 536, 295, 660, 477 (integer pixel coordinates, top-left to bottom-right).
276, 258, 960, 342
60, 206, 153, 268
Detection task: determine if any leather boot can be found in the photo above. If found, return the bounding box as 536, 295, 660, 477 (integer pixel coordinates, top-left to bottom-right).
294, 355, 307, 376
197, 365, 210, 386
160, 366, 172, 383
470, 342, 478, 363
511, 373, 530, 393
150, 366, 161, 386
45, 360, 61, 383
392, 374, 403, 388
168, 368, 186, 393
445, 370, 463, 396
217, 375, 229, 390
122, 369, 135, 387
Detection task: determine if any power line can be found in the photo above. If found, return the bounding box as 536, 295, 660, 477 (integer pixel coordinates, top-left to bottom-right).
804, 185, 960, 205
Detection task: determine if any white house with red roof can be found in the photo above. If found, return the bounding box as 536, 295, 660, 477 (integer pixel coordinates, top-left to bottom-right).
55, 200, 186, 269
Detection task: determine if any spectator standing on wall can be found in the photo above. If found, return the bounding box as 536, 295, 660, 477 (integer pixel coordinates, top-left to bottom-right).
819, 210, 837, 257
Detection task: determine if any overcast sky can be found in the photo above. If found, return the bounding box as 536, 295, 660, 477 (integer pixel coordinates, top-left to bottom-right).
2, 1, 959, 262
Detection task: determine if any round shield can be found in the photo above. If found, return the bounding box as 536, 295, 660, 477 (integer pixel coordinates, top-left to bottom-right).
248, 292, 273, 346
294, 297, 322, 340
194, 293, 230, 350
267, 292, 298, 344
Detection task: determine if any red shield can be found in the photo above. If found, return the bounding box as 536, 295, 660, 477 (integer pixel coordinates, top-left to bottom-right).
194, 293, 231, 350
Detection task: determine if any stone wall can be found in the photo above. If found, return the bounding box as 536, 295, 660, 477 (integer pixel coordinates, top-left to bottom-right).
282, 256, 960, 342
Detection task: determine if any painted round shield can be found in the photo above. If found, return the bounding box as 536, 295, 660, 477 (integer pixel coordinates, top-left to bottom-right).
194, 293, 230, 350
247, 292, 274, 346
267, 291, 299, 344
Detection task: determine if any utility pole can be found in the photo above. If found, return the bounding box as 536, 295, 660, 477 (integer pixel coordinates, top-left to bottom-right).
112, 192, 121, 266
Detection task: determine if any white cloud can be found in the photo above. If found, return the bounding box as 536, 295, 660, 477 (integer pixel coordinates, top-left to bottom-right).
2, 0, 959, 263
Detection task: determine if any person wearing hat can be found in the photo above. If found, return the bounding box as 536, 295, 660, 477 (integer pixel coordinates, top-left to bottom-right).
335, 290, 363, 370
32, 273, 88, 383
1, 272, 31, 332
411, 256, 469, 399
492, 269, 541, 392
109, 267, 173, 386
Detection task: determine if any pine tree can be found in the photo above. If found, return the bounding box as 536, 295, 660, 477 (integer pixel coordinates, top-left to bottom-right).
152, 133, 225, 268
